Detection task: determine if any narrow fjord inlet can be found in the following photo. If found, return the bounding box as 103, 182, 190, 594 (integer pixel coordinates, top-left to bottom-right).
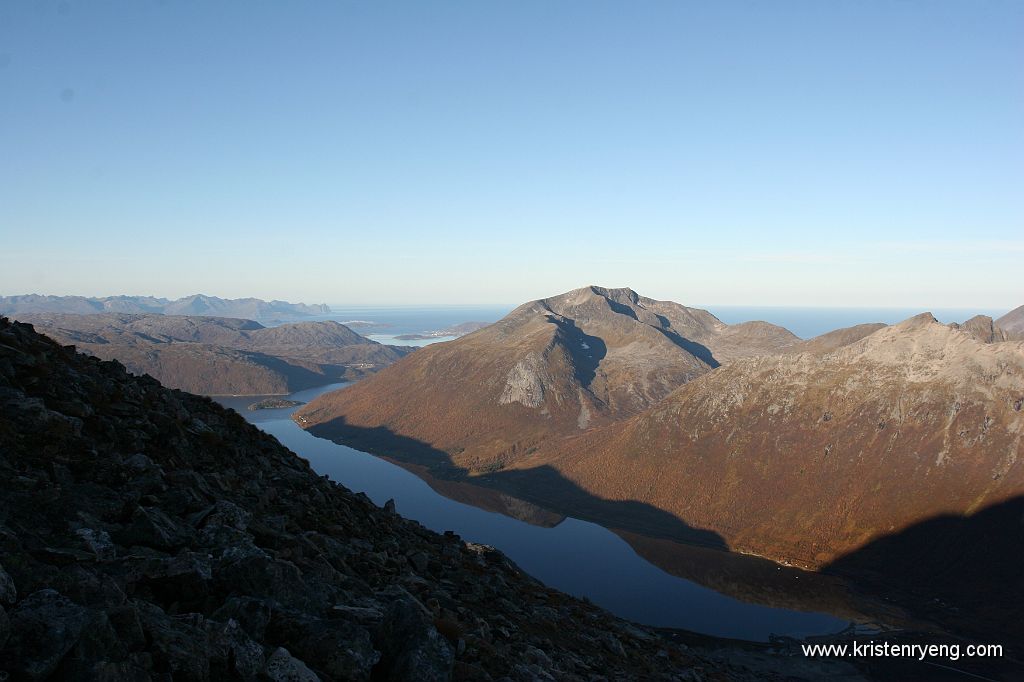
218, 382, 854, 642
3, 2, 1023, 680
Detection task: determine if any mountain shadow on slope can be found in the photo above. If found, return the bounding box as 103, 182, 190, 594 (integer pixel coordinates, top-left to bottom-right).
824, 495, 1024, 654
545, 315, 608, 390
652, 315, 720, 368
300, 416, 727, 551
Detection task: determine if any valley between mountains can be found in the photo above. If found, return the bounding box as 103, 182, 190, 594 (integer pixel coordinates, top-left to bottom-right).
296, 286, 1024, 647
6, 287, 1023, 676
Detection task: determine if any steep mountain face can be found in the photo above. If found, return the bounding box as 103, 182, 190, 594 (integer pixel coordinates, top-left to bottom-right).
0, 294, 330, 320
544, 314, 1024, 569
996, 304, 1024, 335
296, 286, 797, 469
949, 315, 1011, 343
0, 316, 835, 681
15, 314, 410, 395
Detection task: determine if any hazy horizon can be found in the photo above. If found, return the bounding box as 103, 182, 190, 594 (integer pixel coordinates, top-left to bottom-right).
0, 289, 1020, 316
1, 290, 1016, 324
2, 2, 1021, 308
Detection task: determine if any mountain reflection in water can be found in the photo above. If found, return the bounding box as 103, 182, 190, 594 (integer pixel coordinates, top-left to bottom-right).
217, 383, 884, 641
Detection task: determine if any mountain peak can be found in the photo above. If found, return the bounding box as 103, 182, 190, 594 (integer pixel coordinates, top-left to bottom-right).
584, 285, 640, 303
535, 285, 642, 311
296, 286, 799, 472
895, 311, 939, 329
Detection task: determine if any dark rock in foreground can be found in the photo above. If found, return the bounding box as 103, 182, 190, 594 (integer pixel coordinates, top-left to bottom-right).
0, 317, 848, 680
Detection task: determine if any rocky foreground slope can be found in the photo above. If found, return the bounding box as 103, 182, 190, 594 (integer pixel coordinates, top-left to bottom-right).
14, 313, 411, 395
0, 317, 853, 681
296, 286, 797, 467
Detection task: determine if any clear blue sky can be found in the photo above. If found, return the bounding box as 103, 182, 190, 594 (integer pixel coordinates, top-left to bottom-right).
1, 1, 1021, 308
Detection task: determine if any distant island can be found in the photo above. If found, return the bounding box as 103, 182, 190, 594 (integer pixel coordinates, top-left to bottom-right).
0, 294, 331, 321
248, 398, 305, 411
393, 321, 491, 341
339, 320, 390, 329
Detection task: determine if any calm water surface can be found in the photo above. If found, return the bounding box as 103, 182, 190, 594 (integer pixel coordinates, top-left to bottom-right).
216, 383, 855, 642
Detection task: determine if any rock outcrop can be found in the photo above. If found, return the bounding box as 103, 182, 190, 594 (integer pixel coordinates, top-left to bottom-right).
995, 304, 1024, 336
949, 315, 1011, 343
0, 316, 819, 680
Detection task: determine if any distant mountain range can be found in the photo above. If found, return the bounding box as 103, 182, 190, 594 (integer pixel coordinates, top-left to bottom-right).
0, 294, 330, 320
295, 285, 1024, 644
15, 312, 410, 395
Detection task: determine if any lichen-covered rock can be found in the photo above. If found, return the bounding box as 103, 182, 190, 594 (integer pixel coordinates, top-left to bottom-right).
263, 647, 319, 682
0, 604, 9, 651
268, 610, 379, 679
2, 589, 91, 679
376, 591, 454, 681
0, 562, 16, 605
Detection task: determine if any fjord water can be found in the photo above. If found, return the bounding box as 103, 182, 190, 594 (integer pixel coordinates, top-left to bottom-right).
217, 383, 852, 641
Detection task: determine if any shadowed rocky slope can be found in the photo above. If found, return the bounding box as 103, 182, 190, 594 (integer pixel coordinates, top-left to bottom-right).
824, 494, 1024, 648
14, 313, 411, 396
0, 317, 864, 681
296, 286, 797, 468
